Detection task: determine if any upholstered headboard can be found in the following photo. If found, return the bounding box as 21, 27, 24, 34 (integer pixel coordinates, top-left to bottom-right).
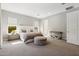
17, 25, 35, 33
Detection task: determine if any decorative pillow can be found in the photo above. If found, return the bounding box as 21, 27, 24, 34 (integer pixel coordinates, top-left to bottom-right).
30, 29, 33, 32
21, 29, 26, 33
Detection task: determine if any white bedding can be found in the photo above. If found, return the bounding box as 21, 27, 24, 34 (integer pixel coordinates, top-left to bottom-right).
20, 33, 27, 42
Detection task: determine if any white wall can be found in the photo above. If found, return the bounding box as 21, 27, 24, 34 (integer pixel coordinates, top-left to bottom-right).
2, 10, 67, 41
40, 12, 66, 40
40, 20, 48, 37
67, 9, 79, 45
0, 4, 1, 48
2, 10, 40, 41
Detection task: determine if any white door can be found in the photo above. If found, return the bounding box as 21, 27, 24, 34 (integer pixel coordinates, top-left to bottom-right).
77, 11, 79, 44
43, 20, 48, 37
0, 4, 1, 48
67, 10, 79, 45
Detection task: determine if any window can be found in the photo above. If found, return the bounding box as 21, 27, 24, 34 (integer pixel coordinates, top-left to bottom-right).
8, 26, 16, 33
8, 17, 17, 33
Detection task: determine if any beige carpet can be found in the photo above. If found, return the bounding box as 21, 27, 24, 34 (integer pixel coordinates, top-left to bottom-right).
0, 39, 79, 56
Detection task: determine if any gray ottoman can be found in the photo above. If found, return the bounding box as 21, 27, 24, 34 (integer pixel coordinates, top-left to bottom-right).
34, 36, 47, 46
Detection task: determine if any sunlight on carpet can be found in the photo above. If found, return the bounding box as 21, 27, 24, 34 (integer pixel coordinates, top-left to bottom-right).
11, 41, 22, 45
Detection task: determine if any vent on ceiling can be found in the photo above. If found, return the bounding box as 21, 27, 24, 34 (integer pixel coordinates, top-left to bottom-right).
66, 6, 74, 10
61, 3, 66, 5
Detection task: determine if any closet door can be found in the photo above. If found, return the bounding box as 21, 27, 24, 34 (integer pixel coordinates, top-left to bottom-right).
0, 4, 1, 48
77, 11, 79, 44
67, 10, 79, 45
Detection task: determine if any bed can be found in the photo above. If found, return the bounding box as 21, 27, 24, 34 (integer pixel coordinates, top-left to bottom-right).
20, 32, 43, 42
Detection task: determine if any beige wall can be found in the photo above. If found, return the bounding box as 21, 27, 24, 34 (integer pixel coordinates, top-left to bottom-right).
0, 3, 1, 48
40, 12, 66, 40
2, 10, 40, 41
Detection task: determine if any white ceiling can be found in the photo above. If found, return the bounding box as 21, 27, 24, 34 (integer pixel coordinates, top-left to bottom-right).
1, 3, 79, 19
